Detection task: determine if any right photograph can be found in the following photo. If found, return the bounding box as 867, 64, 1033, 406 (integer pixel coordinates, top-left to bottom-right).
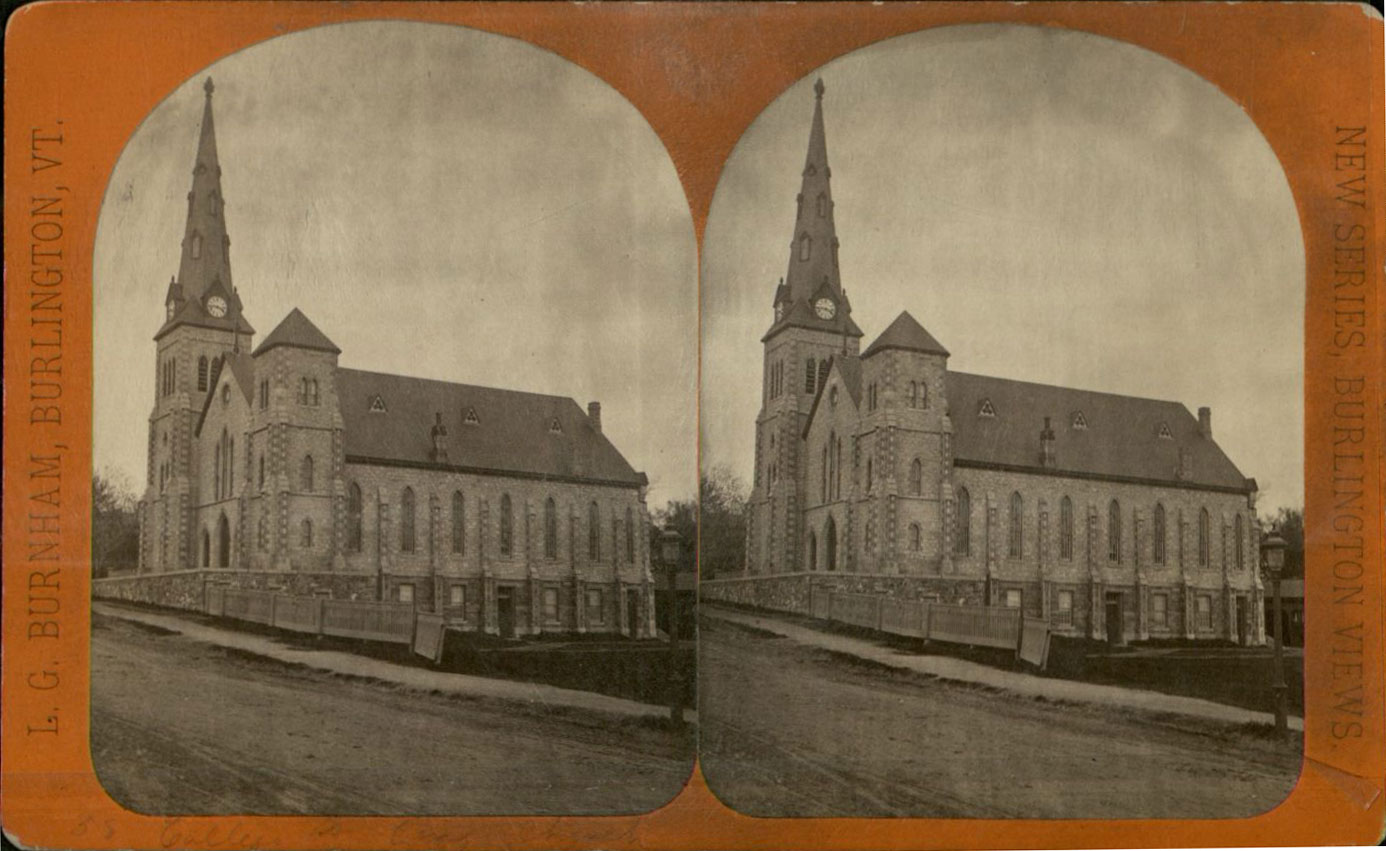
698, 23, 1305, 819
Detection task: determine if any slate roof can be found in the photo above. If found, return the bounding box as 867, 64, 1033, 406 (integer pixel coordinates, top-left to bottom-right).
863, 311, 950, 358
336, 368, 646, 487
253, 308, 342, 357
946, 371, 1253, 492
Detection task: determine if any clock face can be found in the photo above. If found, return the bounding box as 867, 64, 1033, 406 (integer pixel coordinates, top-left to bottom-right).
206, 296, 228, 318
814, 298, 836, 319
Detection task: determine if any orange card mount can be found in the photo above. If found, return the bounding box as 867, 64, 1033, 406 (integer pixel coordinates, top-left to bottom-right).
3, 3, 1383, 850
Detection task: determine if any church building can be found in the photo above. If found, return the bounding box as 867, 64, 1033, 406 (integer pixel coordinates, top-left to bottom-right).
743, 80, 1265, 645
138, 79, 657, 639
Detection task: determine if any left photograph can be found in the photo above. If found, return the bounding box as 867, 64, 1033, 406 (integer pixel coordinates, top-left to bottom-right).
89, 21, 697, 816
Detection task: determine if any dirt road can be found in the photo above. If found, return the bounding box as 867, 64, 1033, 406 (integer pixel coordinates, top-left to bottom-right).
91, 613, 693, 815
699, 617, 1300, 819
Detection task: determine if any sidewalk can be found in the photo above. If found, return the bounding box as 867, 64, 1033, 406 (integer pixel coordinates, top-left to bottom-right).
95, 602, 690, 722
706, 605, 1303, 731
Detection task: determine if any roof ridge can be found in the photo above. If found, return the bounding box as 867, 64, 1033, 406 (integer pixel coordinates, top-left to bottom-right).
949, 370, 1194, 411
336, 367, 579, 403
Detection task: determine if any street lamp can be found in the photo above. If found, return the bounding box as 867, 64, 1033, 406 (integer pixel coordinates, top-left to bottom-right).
660, 526, 684, 726
1262, 527, 1288, 739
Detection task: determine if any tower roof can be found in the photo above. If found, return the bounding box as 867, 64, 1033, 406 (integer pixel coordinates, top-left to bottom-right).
764, 79, 862, 341
252, 308, 341, 357
155, 78, 253, 341
863, 311, 950, 358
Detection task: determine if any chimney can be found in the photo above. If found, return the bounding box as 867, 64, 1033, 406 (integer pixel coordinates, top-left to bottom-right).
1039, 416, 1056, 468
588, 401, 602, 434
429, 411, 449, 463
1197, 406, 1212, 438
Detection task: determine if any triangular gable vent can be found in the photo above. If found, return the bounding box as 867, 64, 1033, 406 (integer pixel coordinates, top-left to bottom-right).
1156, 421, 1174, 440
978, 398, 997, 418
1071, 411, 1088, 430
369, 395, 386, 413
464, 407, 480, 425
549, 417, 563, 434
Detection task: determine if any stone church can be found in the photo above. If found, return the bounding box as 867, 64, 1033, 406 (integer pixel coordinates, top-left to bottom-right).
744, 80, 1265, 645
138, 80, 657, 639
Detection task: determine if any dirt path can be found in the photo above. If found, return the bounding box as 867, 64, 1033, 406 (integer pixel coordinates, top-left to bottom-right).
699, 617, 1301, 819
91, 614, 693, 815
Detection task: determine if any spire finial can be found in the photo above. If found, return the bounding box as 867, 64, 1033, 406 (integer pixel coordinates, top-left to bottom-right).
204, 77, 215, 97
814, 78, 825, 100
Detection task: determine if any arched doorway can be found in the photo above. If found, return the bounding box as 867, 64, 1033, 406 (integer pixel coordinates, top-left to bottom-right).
201, 529, 211, 567
216, 513, 231, 568
808, 531, 817, 571
825, 517, 837, 572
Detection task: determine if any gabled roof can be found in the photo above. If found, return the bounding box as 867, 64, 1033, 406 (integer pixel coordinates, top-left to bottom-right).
801, 354, 863, 437
863, 311, 950, 358
193, 351, 255, 436
337, 368, 646, 487
947, 372, 1252, 492
252, 308, 341, 357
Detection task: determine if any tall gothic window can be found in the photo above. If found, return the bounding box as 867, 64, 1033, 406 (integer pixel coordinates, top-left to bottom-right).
625, 507, 635, 563
588, 501, 600, 560
866, 458, 873, 493
300, 518, 313, 548
818, 359, 829, 392
820, 444, 828, 502
499, 494, 513, 556
1008, 492, 1023, 558
1059, 496, 1074, 560
544, 497, 558, 559
300, 455, 313, 492
804, 358, 816, 393
799, 234, 812, 261
1198, 507, 1210, 566
1108, 500, 1122, 563
399, 488, 416, 553
909, 458, 923, 496
347, 483, 363, 552
197, 356, 209, 392
1154, 503, 1167, 564
1235, 513, 1245, 569
451, 491, 465, 554
910, 524, 922, 552
955, 487, 971, 556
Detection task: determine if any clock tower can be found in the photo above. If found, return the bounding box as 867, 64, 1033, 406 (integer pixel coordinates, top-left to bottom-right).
140, 78, 256, 573
746, 80, 863, 574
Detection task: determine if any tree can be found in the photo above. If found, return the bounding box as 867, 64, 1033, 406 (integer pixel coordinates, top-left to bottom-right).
93, 468, 140, 577
1260, 506, 1303, 579
649, 465, 748, 580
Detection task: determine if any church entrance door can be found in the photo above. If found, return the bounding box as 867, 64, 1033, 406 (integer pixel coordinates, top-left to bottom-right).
496, 586, 516, 639
625, 589, 639, 638
216, 513, 230, 568
825, 518, 837, 571
1104, 592, 1123, 646
1236, 596, 1250, 645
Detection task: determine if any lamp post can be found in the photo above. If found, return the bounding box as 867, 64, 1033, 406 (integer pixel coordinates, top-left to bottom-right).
1262, 528, 1288, 739
660, 526, 684, 726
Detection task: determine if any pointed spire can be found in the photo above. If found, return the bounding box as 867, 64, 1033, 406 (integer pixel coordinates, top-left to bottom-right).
176, 77, 233, 303
765, 78, 860, 341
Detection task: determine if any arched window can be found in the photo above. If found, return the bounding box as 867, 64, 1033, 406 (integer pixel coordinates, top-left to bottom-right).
451, 491, 465, 554
1235, 514, 1245, 569
197, 356, 209, 392
835, 436, 843, 499
955, 487, 971, 556
799, 234, 812, 261
1009, 492, 1023, 558
191, 233, 203, 259
1108, 500, 1122, 563
866, 458, 873, 492
910, 523, 922, 552
1198, 508, 1210, 566
825, 516, 838, 571
544, 497, 558, 559
213, 442, 222, 500
300, 455, 313, 492
347, 483, 363, 552
909, 458, 923, 496
1059, 496, 1074, 560
818, 359, 829, 392
910, 381, 918, 408
625, 507, 635, 563
309, 378, 319, 406
216, 513, 230, 568
400, 487, 416, 553
258, 454, 265, 490
919, 380, 928, 408
588, 501, 600, 560
820, 444, 828, 502
300, 518, 313, 548
1154, 503, 1167, 564
865, 518, 875, 553
202, 529, 211, 567
808, 531, 817, 571
499, 494, 513, 556
257, 515, 267, 552
804, 358, 816, 393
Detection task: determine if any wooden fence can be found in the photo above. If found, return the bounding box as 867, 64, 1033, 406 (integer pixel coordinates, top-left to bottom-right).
807, 589, 1047, 665
208, 584, 419, 646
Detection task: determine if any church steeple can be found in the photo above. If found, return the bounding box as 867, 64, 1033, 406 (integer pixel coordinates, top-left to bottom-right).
157, 77, 253, 343
766, 79, 861, 341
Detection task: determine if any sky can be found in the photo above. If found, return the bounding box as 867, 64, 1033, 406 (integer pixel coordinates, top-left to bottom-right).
701, 23, 1305, 516
93, 21, 698, 509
